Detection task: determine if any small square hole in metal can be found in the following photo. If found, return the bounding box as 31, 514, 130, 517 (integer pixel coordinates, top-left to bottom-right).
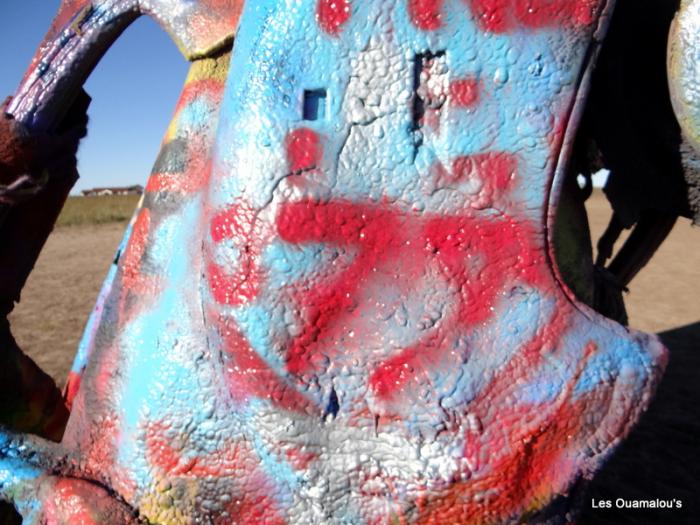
412, 51, 448, 130
303, 89, 328, 121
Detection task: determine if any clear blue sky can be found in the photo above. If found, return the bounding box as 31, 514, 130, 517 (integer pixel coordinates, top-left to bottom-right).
0, 0, 189, 192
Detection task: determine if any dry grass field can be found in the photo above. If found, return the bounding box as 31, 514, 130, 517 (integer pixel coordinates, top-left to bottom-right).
56, 194, 140, 227
6, 191, 700, 523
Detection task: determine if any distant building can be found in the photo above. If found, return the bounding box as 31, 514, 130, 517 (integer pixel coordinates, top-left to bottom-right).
81, 185, 143, 197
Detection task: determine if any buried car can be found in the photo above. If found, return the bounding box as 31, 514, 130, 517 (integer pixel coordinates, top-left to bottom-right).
2, 0, 699, 523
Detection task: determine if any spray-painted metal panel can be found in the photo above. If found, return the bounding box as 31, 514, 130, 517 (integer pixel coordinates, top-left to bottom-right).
1, 1, 668, 524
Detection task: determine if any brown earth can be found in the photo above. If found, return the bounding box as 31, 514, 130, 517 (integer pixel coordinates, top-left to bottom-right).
8, 222, 126, 385
585, 191, 700, 335
6, 191, 700, 523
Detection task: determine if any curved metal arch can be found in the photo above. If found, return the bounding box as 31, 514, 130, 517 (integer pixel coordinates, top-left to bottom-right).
7, 0, 243, 131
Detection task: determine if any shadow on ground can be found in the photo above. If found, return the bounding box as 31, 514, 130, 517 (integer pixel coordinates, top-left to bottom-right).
580, 322, 700, 525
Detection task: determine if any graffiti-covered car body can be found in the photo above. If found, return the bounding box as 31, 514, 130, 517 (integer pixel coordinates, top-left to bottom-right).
4, 0, 694, 523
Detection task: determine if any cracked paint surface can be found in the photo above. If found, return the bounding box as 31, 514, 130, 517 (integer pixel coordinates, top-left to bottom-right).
1, 0, 667, 524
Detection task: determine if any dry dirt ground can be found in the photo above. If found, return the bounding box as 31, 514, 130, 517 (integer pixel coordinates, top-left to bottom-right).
9, 222, 126, 382
7, 191, 700, 523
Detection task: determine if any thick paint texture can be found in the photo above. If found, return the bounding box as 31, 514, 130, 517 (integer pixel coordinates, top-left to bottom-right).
409, 0, 445, 29
466, 0, 599, 32
2, 1, 668, 524
317, 0, 352, 35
